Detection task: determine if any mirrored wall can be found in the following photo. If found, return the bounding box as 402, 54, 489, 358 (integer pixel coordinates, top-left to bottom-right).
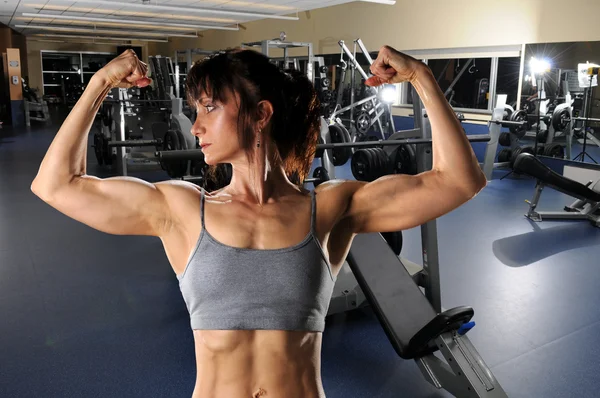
522, 41, 600, 119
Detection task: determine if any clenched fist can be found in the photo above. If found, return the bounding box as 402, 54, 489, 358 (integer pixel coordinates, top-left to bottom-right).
365, 46, 424, 87
96, 49, 151, 89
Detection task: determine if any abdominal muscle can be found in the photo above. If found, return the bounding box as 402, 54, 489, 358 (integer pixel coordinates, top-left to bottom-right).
191, 329, 326, 398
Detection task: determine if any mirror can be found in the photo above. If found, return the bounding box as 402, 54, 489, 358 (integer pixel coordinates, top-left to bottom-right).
523, 41, 600, 163
522, 41, 600, 118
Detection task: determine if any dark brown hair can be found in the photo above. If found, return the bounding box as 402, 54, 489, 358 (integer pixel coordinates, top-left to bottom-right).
186, 48, 321, 189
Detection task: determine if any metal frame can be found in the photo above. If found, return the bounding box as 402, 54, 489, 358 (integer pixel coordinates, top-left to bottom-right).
481, 95, 511, 180
394, 45, 523, 114
241, 40, 314, 83
40, 49, 115, 96
332, 39, 394, 139
417, 332, 508, 397
525, 181, 600, 226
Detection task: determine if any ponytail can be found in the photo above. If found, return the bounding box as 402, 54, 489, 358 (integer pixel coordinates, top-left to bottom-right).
187, 49, 321, 189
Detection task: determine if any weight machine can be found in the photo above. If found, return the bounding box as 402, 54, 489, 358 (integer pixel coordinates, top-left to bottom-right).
92, 55, 196, 178
241, 35, 316, 83
172, 48, 214, 100
328, 39, 396, 141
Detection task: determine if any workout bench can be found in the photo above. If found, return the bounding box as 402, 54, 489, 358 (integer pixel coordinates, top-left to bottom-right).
347, 233, 508, 397
513, 153, 600, 227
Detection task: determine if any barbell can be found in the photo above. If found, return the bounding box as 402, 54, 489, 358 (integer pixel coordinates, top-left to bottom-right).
104, 99, 175, 104
107, 139, 162, 148
155, 134, 491, 161
457, 113, 529, 137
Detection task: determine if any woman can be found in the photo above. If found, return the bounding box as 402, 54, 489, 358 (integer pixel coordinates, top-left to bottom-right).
31, 46, 486, 398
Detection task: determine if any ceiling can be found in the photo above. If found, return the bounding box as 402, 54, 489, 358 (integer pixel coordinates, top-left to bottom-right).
1, 0, 394, 44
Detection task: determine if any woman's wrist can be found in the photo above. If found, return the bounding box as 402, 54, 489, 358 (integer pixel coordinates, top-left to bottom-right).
411, 63, 433, 85
89, 70, 114, 91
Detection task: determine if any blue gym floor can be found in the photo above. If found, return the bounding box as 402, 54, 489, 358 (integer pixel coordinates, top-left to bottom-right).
1, 115, 600, 398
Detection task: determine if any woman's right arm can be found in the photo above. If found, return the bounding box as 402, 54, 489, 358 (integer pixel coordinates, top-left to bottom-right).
31, 50, 174, 237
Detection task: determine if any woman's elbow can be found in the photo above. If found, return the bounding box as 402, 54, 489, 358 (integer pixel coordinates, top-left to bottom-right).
461, 170, 487, 198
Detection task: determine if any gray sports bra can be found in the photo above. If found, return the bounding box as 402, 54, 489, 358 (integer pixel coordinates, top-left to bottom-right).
177, 189, 336, 332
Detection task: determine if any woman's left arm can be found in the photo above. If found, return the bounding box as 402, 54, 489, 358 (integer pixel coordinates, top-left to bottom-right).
341, 46, 487, 234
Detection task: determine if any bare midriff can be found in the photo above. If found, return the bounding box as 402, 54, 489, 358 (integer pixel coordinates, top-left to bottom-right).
190, 329, 326, 398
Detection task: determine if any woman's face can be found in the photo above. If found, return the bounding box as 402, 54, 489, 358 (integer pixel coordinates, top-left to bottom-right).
190, 88, 245, 166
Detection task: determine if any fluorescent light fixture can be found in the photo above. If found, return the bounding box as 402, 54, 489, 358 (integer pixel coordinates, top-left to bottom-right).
26, 4, 235, 23
33, 34, 168, 43
26, 4, 237, 24
379, 85, 397, 103
28, 39, 65, 43
359, 0, 397, 4
14, 24, 198, 38
530, 57, 551, 74
55, 0, 299, 20
22, 12, 239, 31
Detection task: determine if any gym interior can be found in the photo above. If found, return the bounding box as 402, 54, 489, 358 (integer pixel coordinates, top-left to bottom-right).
2, 1, 600, 397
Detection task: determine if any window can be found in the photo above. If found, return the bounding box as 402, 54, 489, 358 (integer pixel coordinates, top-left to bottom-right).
41, 51, 114, 103
427, 58, 492, 110
496, 57, 521, 108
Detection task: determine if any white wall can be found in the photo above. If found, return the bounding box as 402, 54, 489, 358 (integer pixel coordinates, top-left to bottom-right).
155, 0, 600, 57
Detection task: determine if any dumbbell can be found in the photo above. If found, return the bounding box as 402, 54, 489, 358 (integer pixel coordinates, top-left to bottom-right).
304, 166, 330, 188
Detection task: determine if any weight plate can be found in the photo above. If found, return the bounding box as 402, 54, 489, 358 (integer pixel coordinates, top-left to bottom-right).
536, 129, 548, 144
329, 123, 353, 166
364, 148, 377, 182
319, 65, 328, 74
392, 144, 417, 175
536, 144, 546, 155
503, 105, 514, 121
510, 147, 524, 168
362, 100, 374, 111
321, 78, 331, 88
521, 99, 534, 114
552, 109, 570, 132
368, 148, 380, 181
351, 149, 371, 181
381, 231, 403, 256
373, 147, 390, 179
312, 166, 330, 188
510, 110, 528, 138
497, 148, 512, 163
521, 146, 534, 155
544, 143, 565, 158
356, 111, 371, 135
499, 132, 511, 147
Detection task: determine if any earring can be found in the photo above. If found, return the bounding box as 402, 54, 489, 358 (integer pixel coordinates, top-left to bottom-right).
257, 128, 261, 148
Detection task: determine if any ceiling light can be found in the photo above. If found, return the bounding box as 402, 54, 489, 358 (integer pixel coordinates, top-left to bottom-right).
30, 38, 130, 45
55, 0, 299, 20
21, 12, 239, 31
26, 4, 237, 24
14, 24, 198, 38
32, 33, 168, 43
